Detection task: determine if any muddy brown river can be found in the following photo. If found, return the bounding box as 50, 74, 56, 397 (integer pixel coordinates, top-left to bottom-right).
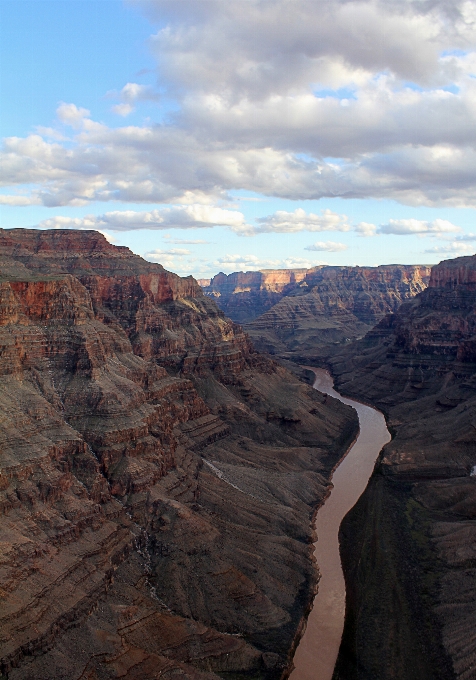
289, 368, 391, 680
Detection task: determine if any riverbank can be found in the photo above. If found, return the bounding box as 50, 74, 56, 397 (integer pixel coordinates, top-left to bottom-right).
289, 369, 390, 680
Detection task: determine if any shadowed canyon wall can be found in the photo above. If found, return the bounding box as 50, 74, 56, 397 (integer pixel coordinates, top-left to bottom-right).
326, 254, 476, 680
198, 269, 311, 325
0, 229, 358, 680
201, 266, 431, 361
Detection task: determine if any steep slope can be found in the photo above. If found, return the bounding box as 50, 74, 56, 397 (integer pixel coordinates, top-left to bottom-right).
0, 229, 358, 680
201, 266, 431, 361
325, 255, 476, 680
200, 269, 311, 324
247, 265, 432, 359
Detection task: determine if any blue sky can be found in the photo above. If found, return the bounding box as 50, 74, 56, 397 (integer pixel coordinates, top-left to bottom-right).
1, 0, 476, 277
0, 1, 156, 136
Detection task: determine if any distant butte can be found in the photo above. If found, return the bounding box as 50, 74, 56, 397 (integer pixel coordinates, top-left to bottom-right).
199, 268, 311, 324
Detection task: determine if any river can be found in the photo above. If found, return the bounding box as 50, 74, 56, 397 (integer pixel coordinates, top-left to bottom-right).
289, 368, 391, 680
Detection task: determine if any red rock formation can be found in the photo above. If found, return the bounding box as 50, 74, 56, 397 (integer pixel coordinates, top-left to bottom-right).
429, 256, 476, 289
0, 229, 358, 680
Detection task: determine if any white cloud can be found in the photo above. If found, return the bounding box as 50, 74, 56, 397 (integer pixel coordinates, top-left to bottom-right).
120, 82, 158, 102
282, 257, 325, 268
355, 222, 377, 237
97, 230, 117, 244
145, 247, 191, 261
210, 253, 325, 272
304, 241, 348, 252
378, 218, 462, 235
35, 215, 100, 230
5, 112, 476, 208
136, 0, 472, 98
34, 205, 247, 232
56, 103, 91, 128
0, 194, 38, 206
30, 207, 468, 250
249, 208, 350, 235
35, 127, 67, 141
112, 103, 135, 117
2, 2, 476, 209
142, 246, 201, 272
215, 254, 264, 266
152, 247, 191, 256
178, 80, 476, 159
110, 82, 160, 116
424, 242, 475, 254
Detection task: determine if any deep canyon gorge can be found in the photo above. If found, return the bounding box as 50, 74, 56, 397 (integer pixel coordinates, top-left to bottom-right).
1, 229, 475, 680
0, 229, 358, 680
202, 257, 476, 679
290, 369, 391, 680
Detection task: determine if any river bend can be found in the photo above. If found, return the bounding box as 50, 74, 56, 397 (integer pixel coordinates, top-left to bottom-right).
290, 368, 391, 680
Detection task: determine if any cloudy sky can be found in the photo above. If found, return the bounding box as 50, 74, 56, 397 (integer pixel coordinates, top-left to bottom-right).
2, 0, 476, 277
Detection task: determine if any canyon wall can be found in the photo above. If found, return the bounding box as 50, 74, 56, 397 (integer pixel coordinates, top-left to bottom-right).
200, 268, 313, 323
0, 229, 358, 680
202, 265, 431, 360
325, 255, 476, 680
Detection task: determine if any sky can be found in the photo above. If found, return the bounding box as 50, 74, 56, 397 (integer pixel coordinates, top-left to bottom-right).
1, 0, 476, 278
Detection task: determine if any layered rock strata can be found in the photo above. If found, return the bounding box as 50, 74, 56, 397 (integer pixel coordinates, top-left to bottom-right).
0, 229, 358, 680
201, 266, 431, 360
200, 269, 311, 324
325, 255, 476, 680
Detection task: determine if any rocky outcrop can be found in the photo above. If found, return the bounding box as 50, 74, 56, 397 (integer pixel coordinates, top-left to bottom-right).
0, 229, 358, 680
324, 255, 476, 680
202, 265, 431, 360
200, 268, 311, 324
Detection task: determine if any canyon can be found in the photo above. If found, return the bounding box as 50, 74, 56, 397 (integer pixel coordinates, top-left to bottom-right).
2, 230, 475, 680
325, 254, 476, 680
0, 229, 359, 680
202, 256, 476, 680
197, 269, 310, 325
200, 265, 431, 361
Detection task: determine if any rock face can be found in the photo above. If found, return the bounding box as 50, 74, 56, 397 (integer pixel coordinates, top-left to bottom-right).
200, 268, 311, 324
0, 229, 358, 680
202, 265, 432, 360
325, 255, 476, 680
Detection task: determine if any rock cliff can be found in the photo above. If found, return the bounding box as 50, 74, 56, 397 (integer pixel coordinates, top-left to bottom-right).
325, 255, 476, 680
200, 269, 311, 324
0, 229, 358, 680
202, 265, 431, 360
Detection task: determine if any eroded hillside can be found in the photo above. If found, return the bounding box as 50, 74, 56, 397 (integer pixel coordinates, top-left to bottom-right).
326, 255, 476, 680
199, 269, 311, 324
0, 229, 358, 680
201, 265, 431, 361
